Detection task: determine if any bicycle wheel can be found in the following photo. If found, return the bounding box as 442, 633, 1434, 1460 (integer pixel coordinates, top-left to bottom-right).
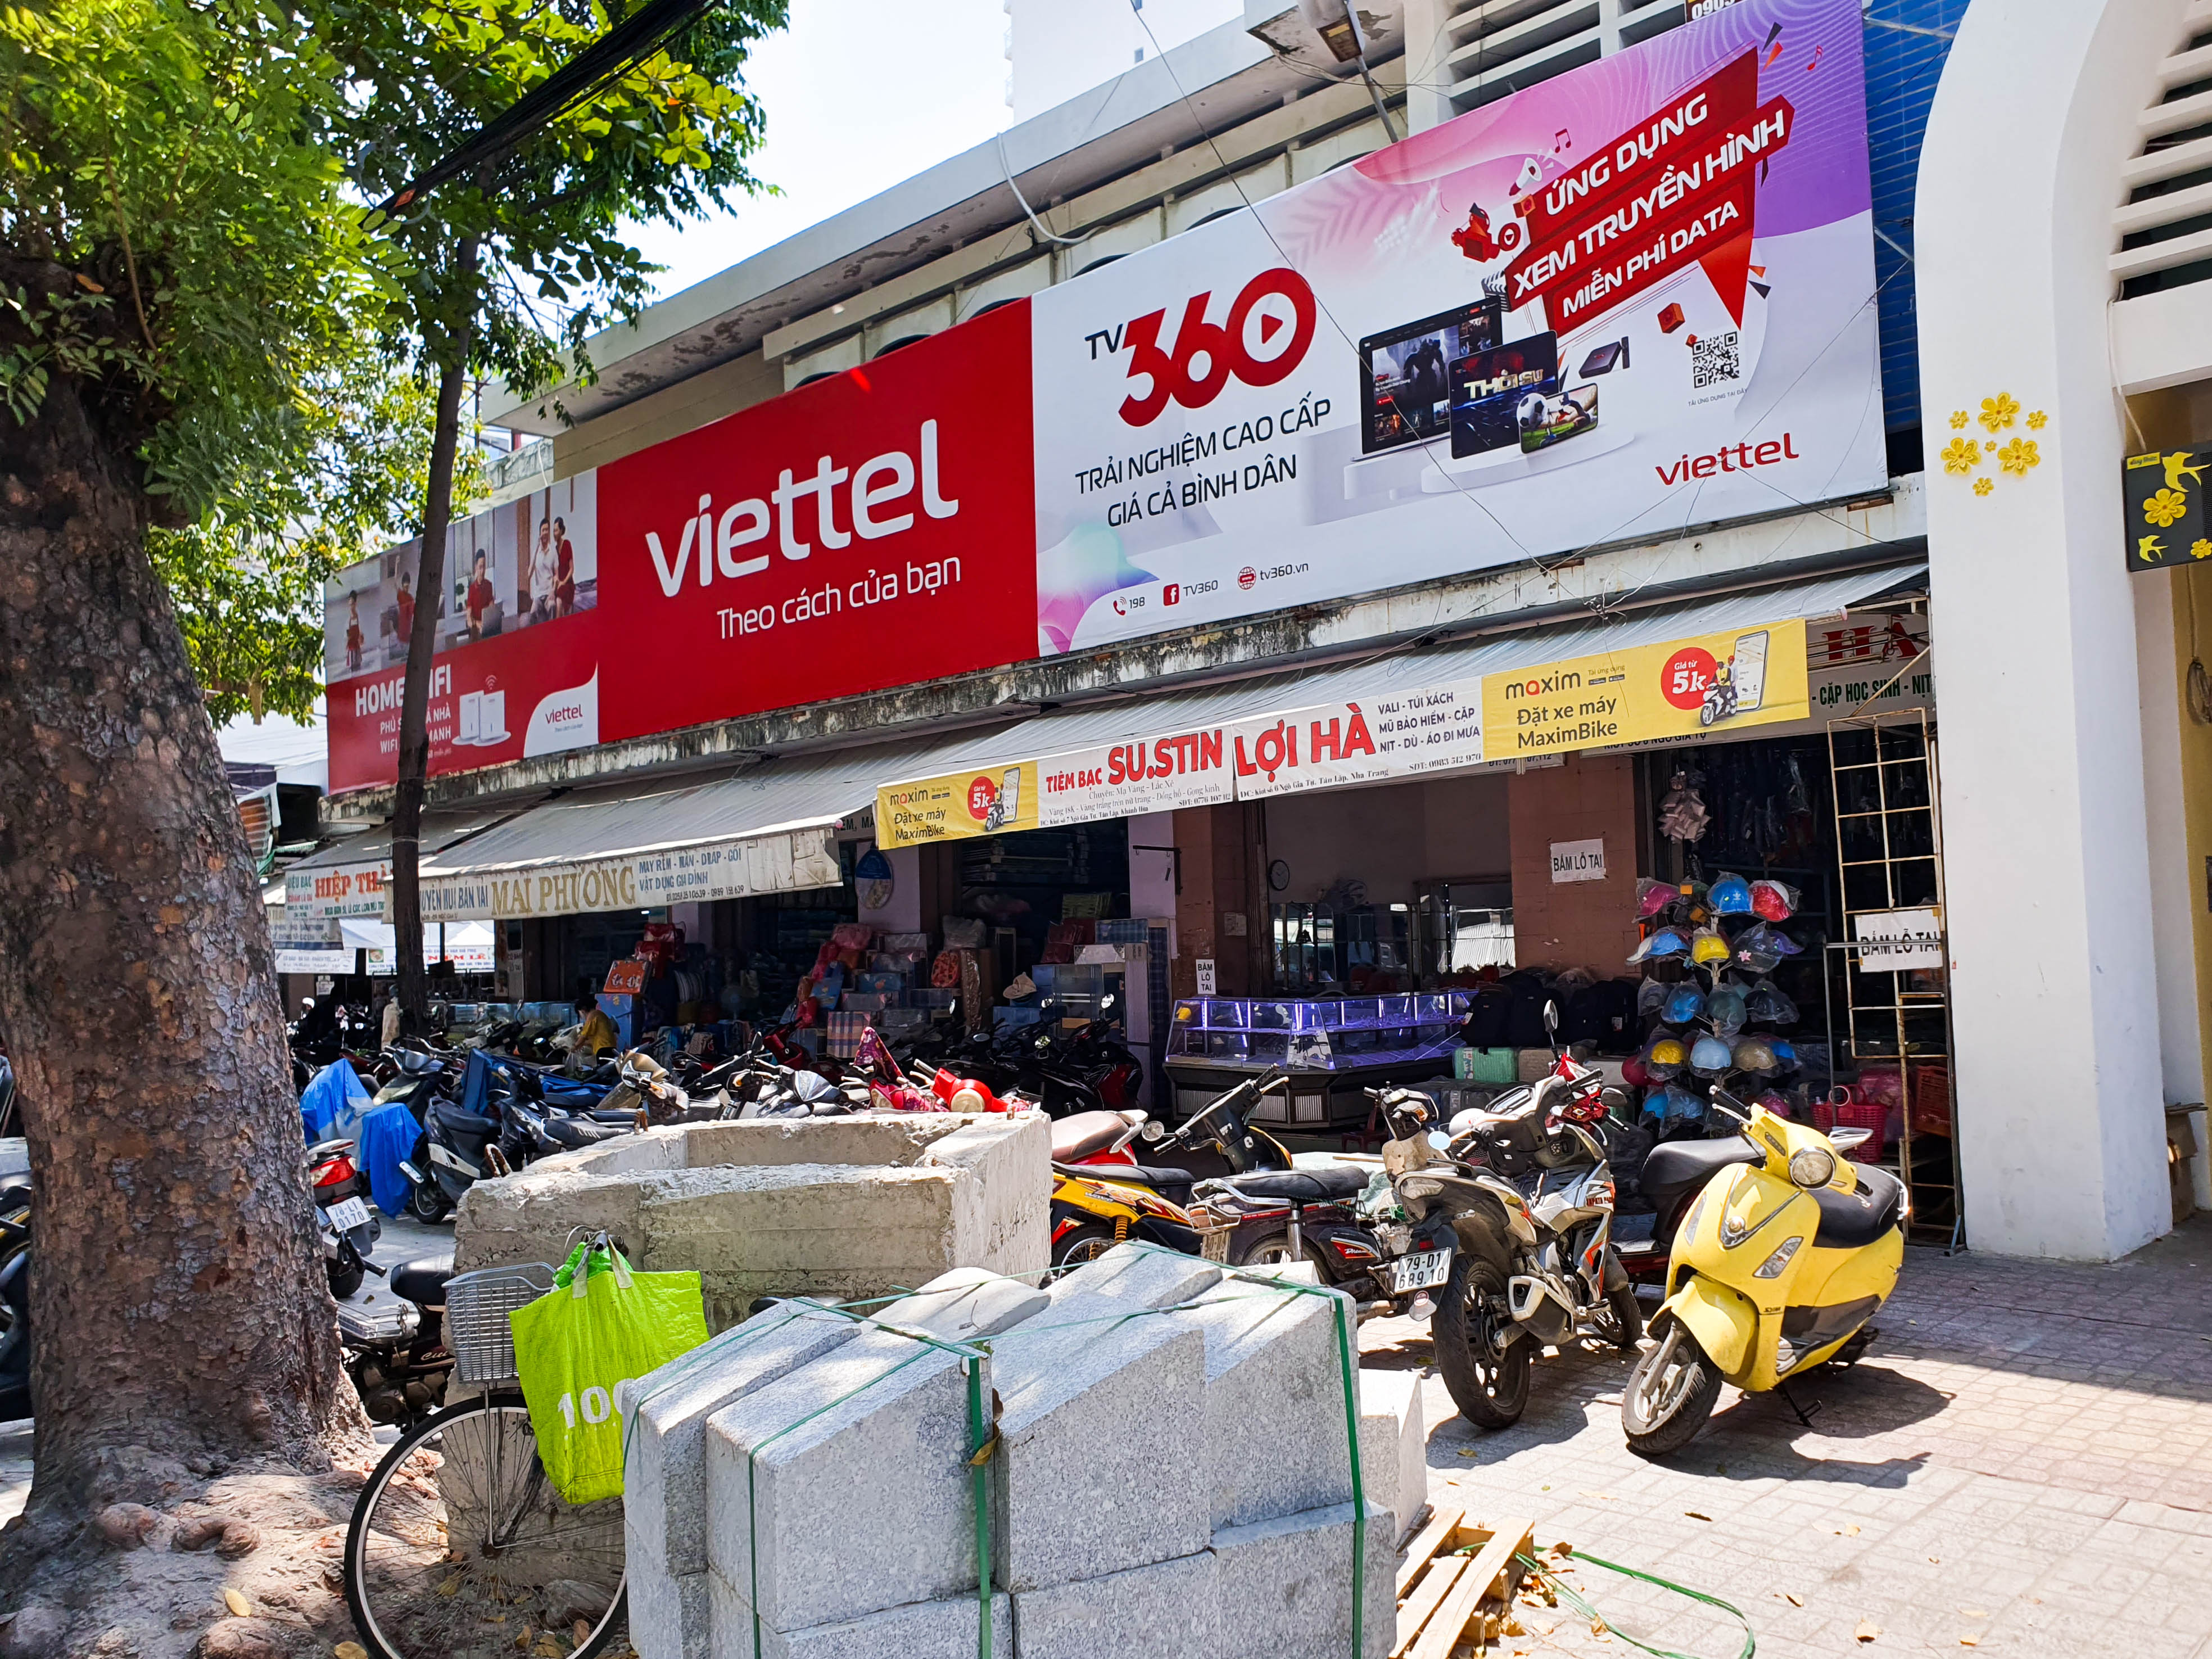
345, 1392, 628, 1659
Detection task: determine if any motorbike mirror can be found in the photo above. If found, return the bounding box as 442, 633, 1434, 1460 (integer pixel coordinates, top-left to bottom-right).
1139, 1119, 1166, 1143
1426, 1129, 1451, 1150
1542, 1000, 1559, 1033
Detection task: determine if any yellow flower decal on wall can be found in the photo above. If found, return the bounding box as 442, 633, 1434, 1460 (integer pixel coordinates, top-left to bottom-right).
1940, 436, 1982, 475
2193, 539, 2212, 560
1997, 439, 2041, 477
1979, 394, 2020, 433
1949, 410, 1970, 430
1973, 478, 1994, 496
2026, 410, 2048, 431
2147, 488, 2191, 528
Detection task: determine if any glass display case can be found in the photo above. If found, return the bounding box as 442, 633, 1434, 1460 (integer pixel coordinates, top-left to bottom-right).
1165, 991, 1473, 1129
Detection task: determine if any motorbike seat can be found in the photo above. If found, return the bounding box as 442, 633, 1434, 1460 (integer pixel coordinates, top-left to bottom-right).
1637, 1136, 1765, 1215
1054, 1161, 1197, 1203
542, 1116, 629, 1149
1049, 1111, 1138, 1163
306, 1138, 355, 1163
1218, 1166, 1368, 1205
390, 1255, 455, 1308
428, 1101, 500, 1140
1812, 1165, 1906, 1249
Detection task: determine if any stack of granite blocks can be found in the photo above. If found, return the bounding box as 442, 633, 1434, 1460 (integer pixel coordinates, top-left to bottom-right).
620, 1246, 1405, 1659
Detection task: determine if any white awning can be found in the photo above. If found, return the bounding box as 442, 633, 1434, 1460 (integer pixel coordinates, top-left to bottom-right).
411, 563, 1925, 919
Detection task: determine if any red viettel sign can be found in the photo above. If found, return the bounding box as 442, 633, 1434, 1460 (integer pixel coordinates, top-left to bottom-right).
322, 304, 1037, 793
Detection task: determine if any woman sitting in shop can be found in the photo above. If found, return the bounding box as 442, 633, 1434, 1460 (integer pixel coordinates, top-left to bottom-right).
573, 994, 619, 1057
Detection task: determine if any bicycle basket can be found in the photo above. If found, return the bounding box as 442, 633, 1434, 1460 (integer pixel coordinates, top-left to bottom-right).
445, 1262, 556, 1385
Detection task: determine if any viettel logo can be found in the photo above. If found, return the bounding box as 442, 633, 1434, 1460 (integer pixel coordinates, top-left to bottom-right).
1238, 567, 1257, 591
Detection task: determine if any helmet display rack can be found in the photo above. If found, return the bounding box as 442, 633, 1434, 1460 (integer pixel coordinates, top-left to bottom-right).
1820, 704, 1962, 1251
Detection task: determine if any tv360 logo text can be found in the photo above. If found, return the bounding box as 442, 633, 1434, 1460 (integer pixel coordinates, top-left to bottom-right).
1083, 268, 1318, 427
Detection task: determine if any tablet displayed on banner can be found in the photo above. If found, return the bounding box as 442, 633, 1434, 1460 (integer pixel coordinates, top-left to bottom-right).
323, 0, 1878, 797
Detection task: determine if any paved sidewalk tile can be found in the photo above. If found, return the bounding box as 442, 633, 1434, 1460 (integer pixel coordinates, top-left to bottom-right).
1365, 1215, 2212, 1659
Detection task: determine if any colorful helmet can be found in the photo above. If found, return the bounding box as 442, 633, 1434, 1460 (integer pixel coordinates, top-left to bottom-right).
1621, 1055, 1652, 1088
1643, 1035, 1688, 1079
1661, 984, 1706, 1027
1627, 928, 1688, 965
1690, 926, 1731, 965
1729, 929, 1784, 973
1770, 1038, 1799, 1072
1745, 980, 1799, 1024
1751, 879, 1798, 922
1636, 878, 1676, 920
1661, 1083, 1706, 1122
1754, 1089, 1794, 1118
1709, 873, 1753, 915
1744, 922, 1804, 959
1706, 987, 1748, 1037
1732, 1038, 1779, 1075
1689, 1034, 1734, 1076
1637, 978, 1670, 1019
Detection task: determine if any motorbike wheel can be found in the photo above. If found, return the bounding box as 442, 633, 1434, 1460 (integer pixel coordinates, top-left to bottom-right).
406, 1180, 450, 1225
1433, 1254, 1530, 1430
1621, 1316, 1723, 1458
1604, 1283, 1644, 1352
1052, 1223, 1120, 1267
1231, 1223, 1317, 1274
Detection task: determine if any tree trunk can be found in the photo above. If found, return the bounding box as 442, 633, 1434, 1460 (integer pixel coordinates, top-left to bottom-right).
391, 239, 480, 1020
0, 354, 361, 1528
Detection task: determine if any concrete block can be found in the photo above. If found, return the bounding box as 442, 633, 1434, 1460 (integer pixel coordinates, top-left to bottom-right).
627, 1559, 712, 1659
705, 1273, 1046, 1633
618, 1299, 861, 1579
682, 1114, 963, 1170
708, 1571, 1012, 1659
1355, 1368, 1428, 1544
1211, 1501, 1396, 1659
1174, 1271, 1355, 1529
922, 1113, 1051, 1280
1009, 1549, 1216, 1659
988, 1250, 1214, 1592
450, 1167, 654, 1273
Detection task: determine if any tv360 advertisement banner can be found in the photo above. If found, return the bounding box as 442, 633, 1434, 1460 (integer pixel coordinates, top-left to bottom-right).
1032, 0, 1881, 649
327, 0, 1875, 794
873, 618, 1810, 846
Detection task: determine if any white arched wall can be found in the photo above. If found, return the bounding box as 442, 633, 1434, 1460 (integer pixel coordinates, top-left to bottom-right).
1916, 0, 2186, 1259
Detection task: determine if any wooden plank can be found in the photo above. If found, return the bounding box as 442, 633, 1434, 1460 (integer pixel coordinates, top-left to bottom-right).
1409, 1542, 1508, 1659
1391, 1555, 1468, 1659
1456, 1518, 1537, 1624
1395, 1504, 1465, 1598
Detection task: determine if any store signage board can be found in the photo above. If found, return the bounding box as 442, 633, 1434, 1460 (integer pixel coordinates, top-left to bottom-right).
1195, 959, 1218, 996
325, 0, 1878, 799
1550, 838, 1608, 883
2123, 450, 2212, 573
284, 860, 391, 924
406, 827, 843, 921
874, 618, 1810, 844
1481, 618, 1809, 757
1853, 906, 1943, 974
604, 959, 649, 996
274, 947, 356, 975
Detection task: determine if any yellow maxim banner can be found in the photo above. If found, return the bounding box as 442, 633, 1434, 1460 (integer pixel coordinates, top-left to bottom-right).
877, 759, 1043, 847
1481, 618, 1810, 757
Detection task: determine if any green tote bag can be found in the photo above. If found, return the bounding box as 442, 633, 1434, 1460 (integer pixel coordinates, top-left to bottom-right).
508, 1236, 709, 1504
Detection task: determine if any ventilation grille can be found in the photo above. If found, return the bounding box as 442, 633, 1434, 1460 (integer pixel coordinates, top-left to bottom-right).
2115, 0, 2212, 299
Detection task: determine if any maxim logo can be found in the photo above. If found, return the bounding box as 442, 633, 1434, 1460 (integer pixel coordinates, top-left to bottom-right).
1505, 669, 1582, 700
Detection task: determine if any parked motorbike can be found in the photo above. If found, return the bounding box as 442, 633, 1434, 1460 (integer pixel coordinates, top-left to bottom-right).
400, 1051, 634, 1220
1391, 1005, 1637, 1430
0, 1176, 29, 1422
309, 1137, 381, 1298
336, 1253, 455, 1426
1620, 1082, 1904, 1457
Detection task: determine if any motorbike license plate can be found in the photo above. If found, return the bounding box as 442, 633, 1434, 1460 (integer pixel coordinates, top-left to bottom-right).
1198, 1228, 1232, 1263
1389, 1250, 1451, 1294
325, 1196, 370, 1233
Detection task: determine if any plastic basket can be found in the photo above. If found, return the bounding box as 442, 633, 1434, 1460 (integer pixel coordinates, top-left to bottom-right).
1833, 1100, 1889, 1161
445, 1262, 557, 1385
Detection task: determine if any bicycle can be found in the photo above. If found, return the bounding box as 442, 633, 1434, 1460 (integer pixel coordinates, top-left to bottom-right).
342, 1259, 631, 1659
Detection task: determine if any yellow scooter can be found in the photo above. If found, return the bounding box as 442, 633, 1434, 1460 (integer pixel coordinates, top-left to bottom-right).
1621, 1082, 1906, 1457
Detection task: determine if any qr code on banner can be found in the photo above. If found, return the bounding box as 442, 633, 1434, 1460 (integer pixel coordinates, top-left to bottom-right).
1691, 331, 1742, 390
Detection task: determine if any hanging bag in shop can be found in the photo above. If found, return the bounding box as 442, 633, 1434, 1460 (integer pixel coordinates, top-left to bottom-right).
509, 1236, 709, 1504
